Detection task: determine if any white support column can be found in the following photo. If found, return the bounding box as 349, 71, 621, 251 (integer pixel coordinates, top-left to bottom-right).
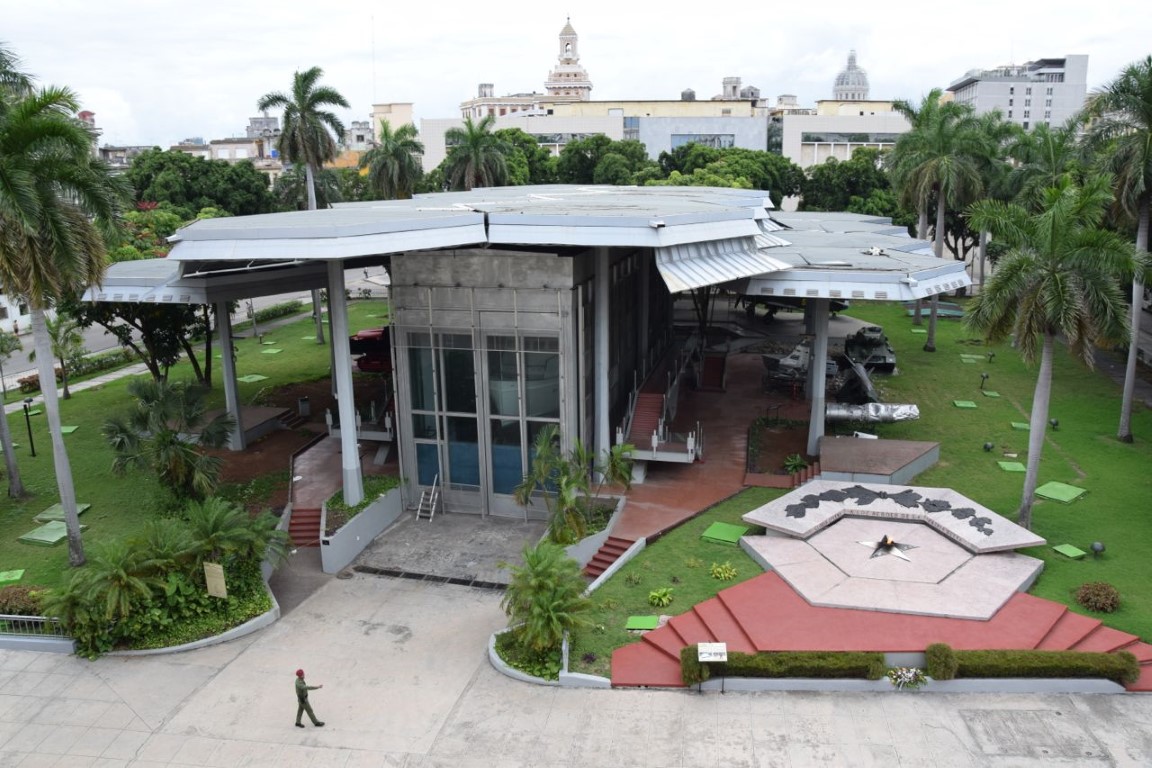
329, 259, 363, 506
807, 298, 830, 457
594, 247, 610, 459
215, 301, 245, 451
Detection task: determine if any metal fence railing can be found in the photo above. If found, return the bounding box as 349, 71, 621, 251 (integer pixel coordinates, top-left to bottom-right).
0, 614, 69, 638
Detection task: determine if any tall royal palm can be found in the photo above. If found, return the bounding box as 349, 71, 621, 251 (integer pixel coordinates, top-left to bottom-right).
360, 120, 424, 200
443, 115, 508, 191
1082, 56, 1152, 443
257, 66, 349, 344
965, 176, 1132, 529
0, 71, 125, 565
889, 91, 990, 349
1007, 120, 1084, 211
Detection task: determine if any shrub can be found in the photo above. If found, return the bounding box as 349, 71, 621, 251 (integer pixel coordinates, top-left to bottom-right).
494, 630, 563, 680
624, 572, 642, 586
0, 586, 45, 616
886, 667, 927, 689
681, 648, 886, 686
953, 649, 1139, 685
783, 453, 808, 474
253, 300, 304, 323
500, 542, 590, 653
710, 562, 738, 581
648, 587, 674, 607
925, 643, 958, 680
1075, 582, 1120, 613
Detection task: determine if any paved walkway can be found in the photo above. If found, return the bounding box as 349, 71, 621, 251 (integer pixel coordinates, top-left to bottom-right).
2, 574, 1152, 767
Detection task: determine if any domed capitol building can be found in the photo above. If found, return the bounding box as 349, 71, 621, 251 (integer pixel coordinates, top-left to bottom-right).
833, 50, 870, 100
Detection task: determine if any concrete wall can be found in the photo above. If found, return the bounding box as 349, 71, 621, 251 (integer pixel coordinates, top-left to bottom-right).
564, 496, 625, 568
320, 488, 405, 574
781, 113, 910, 170
635, 117, 769, 158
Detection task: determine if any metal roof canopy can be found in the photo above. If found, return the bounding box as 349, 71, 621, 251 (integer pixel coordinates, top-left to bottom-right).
83, 259, 330, 305
735, 211, 972, 300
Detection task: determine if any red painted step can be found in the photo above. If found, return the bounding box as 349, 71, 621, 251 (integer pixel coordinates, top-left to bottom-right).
612, 640, 684, 688
1124, 642, 1152, 664
694, 599, 756, 654
642, 626, 687, 661
1034, 609, 1101, 650
667, 606, 716, 647
1125, 663, 1152, 692
288, 507, 322, 547
1069, 625, 1140, 654
583, 536, 636, 578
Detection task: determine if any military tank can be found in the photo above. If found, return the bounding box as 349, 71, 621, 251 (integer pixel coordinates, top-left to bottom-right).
843, 325, 896, 372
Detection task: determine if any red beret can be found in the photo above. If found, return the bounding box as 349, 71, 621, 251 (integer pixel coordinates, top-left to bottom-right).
296, 669, 305, 677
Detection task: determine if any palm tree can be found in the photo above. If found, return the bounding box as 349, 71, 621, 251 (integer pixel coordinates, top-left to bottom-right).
0, 69, 125, 566
1081, 56, 1152, 443
360, 119, 424, 200
0, 329, 24, 497
1007, 120, 1085, 211
965, 176, 1133, 529
500, 541, 590, 653
28, 313, 83, 399
889, 92, 990, 351
443, 115, 509, 190
102, 378, 235, 503
257, 66, 350, 345
272, 164, 342, 211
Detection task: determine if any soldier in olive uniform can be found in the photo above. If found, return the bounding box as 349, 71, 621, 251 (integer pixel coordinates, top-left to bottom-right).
294, 669, 325, 727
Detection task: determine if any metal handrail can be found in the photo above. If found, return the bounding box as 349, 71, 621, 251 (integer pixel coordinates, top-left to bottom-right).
0, 614, 69, 638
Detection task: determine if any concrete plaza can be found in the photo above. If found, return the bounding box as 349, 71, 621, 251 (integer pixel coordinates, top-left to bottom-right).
2, 573, 1151, 767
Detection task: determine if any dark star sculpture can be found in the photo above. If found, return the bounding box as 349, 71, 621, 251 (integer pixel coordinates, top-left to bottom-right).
858, 533, 917, 562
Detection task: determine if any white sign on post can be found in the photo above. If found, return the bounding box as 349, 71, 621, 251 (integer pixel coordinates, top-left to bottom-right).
697, 642, 728, 663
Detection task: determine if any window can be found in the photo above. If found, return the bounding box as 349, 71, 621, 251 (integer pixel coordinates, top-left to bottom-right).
1009, 87, 1015, 95
1045, 98, 1052, 107
1008, 99, 1013, 106
1025, 99, 1031, 107
1024, 110, 1030, 118
1007, 110, 1013, 119
1026, 87, 1032, 95
1045, 110, 1052, 119
1023, 121, 1030, 130
1046, 87, 1054, 95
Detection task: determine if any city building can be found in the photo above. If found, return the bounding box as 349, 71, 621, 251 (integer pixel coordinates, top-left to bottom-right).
947, 55, 1089, 129
370, 103, 415, 143
544, 18, 593, 102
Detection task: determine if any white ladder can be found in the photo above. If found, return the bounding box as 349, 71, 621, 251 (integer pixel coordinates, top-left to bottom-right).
416, 474, 441, 522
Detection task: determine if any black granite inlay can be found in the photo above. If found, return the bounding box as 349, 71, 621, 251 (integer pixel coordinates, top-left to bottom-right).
922, 499, 952, 514
778, 485, 1001, 537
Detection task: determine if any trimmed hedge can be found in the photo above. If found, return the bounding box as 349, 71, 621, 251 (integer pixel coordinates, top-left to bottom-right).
680, 646, 886, 686
18, 347, 138, 393
925, 644, 1139, 685
253, 300, 304, 324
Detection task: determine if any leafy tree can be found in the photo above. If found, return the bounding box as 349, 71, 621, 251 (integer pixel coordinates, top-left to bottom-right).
124, 149, 274, 218
647, 146, 804, 207
28, 313, 84, 399
592, 152, 634, 185
558, 136, 656, 185
258, 65, 349, 344
102, 378, 236, 503
0, 49, 126, 566
273, 164, 343, 210
888, 90, 991, 351
0, 329, 24, 497
360, 119, 424, 199
1081, 56, 1152, 443
658, 142, 721, 176
800, 148, 892, 212
965, 176, 1133, 528
494, 128, 556, 184
76, 540, 159, 622
1007, 121, 1085, 210
500, 541, 591, 653
443, 115, 509, 190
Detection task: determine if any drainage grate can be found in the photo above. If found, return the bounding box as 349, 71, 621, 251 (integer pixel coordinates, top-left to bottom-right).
353, 565, 506, 591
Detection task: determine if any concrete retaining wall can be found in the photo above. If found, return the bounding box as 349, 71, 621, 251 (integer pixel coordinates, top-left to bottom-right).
320, 488, 404, 574
0, 635, 75, 654
564, 496, 626, 569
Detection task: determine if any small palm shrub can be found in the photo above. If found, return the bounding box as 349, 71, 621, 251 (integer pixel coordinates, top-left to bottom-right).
710, 562, 738, 581
783, 453, 809, 474
648, 587, 674, 607
1075, 582, 1120, 613
500, 542, 590, 654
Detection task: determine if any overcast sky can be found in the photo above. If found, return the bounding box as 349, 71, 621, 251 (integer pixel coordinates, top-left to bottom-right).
6, 1, 1151, 148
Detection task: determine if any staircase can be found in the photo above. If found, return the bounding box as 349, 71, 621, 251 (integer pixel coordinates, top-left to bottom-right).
611, 572, 1152, 691
288, 507, 322, 547
583, 536, 635, 579
627, 394, 663, 446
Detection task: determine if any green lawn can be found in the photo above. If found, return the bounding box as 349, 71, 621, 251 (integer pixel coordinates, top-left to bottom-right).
573, 299, 1152, 676
0, 300, 390, 590
569, 487, 782, 677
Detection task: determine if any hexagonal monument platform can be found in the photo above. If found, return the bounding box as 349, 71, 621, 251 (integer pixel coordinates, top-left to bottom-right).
740, 481, 1046, 619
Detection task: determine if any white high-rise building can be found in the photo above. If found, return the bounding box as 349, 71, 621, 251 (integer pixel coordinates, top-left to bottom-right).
947, 55, 1088, 130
